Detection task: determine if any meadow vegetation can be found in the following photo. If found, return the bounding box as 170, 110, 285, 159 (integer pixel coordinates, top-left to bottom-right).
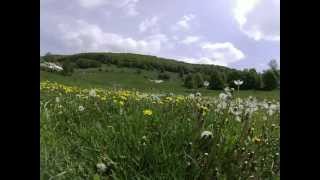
40, 80, 279, 179
40, 53, 279, 179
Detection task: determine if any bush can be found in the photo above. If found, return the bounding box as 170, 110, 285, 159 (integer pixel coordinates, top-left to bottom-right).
61, 62, 75, 76
158, 72, 170, 80
76, 58, 101, 69
194, 73, 204, 88
184, 74, 196, 89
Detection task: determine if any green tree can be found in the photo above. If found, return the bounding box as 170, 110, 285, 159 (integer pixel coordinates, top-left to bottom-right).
262, 70, 278, 90
268, 59, 280, 88
76, 58, 101, 69
208, 71, 225, 90
194, 73, 204, 88
184, 74, 196, 89
43, 52, 53, 62
242, 68, 260, 90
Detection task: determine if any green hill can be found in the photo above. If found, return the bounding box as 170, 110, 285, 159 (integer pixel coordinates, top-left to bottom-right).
40, 52, 279, 99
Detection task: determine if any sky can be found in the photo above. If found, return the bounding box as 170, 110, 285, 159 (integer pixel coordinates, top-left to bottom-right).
40, 0, 280, 72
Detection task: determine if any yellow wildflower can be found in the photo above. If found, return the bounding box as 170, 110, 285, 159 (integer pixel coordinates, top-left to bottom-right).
143, 109, 153, 116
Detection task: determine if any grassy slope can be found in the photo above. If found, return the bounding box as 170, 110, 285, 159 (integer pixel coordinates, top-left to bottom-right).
40, 65, 279, 100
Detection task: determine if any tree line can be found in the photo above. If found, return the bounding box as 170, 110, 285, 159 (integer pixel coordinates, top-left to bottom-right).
42, 52, 280, 90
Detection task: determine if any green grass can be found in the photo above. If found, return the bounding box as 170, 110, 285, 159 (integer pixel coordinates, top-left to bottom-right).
40, 66, 279, 100
40, 67, 279, 179
40, 80, 279, 179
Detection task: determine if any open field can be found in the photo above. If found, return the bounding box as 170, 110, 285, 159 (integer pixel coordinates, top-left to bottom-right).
40, 80, 280, 179
40, 66, 279, 100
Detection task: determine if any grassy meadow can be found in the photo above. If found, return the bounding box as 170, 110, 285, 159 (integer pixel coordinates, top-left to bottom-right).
40, 65, 279, 100
40, 68, 279, 179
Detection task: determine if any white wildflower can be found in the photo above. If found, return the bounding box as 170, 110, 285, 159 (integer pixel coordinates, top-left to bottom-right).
55, 97, 60, 103
96, 162, 107, 173
188, 93, 195, 99
230, 106, 242, 116
78, 105, 85, 112
219, 93, 228, 101
89, 89, 97, 97
224, 87, 231, 93
234, 80, 244, 86
201, 131, 213, 139
203, 81, 210, 88
235, 116, 241, 122
142, 136, 147, 141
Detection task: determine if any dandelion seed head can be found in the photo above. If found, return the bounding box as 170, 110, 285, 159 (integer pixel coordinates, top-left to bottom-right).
203, 81, 210, 87
201, 131, 213, 139
96, 162, 107, 173
78, 105, 85, 112
89, 89, 97, 97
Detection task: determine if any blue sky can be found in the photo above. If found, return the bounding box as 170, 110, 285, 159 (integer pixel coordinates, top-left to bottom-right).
41, 0, 280, 71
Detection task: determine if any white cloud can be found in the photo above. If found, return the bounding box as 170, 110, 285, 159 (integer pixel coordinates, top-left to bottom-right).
180, 36, 200, 45
176, 42, 245, 66
78, 0, 140, 16
172, 36, 179, 41
233, 0, 279, 41
57, 20, 168, 55
200, 42, 245, 65
78, 0, 109, 8
122, 0, 140, 16
172, 14, 196, 31
139, 16, 159, 33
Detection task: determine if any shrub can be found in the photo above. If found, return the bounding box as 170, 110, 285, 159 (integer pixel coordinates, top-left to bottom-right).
194, 73, 204, 88
158, 72, 170, 80
184, 74, 196, 89
61, 62, 75, 76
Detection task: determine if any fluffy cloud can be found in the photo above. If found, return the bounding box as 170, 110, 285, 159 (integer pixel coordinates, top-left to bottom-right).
139, 16, 159, 33
57, 20, 168, 55
78, 0, 140, 16
180, 36, 200, 45
176, 42, 245, 66
172, 14, 196, 31
233, 0, 279, 41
